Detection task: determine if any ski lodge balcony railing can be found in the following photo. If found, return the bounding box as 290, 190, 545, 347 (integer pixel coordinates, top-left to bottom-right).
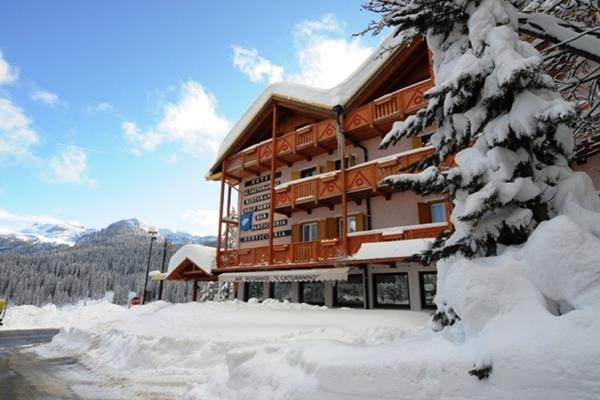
216, 222, 449, 271
272, 146, 449, 215
224, 79, 433, 180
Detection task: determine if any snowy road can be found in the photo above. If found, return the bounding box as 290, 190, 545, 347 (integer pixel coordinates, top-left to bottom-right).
0, 329, 123, 400
0, 328, 59, 348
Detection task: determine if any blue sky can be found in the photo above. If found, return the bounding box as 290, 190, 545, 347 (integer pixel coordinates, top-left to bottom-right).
0, 1, 384, 235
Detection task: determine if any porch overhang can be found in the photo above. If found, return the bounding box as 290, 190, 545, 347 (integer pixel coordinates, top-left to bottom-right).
218, 267, 350, 283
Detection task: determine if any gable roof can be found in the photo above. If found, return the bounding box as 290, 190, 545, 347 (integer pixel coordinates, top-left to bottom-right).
208, 31, 413, 178
165, 244, 216, 281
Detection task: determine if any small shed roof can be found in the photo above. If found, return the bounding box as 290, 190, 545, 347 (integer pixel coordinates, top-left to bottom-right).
165, 244, 217, 281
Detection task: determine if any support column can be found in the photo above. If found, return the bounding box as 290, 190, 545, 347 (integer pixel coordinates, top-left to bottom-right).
191, 280, 198, 302
268, 106, 278, 264
362, 265, 370, 310
224, 184, 232, 251
216, 160, 227, 269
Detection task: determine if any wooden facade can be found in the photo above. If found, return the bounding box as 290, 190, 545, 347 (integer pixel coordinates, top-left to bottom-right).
209, 38, 451, 274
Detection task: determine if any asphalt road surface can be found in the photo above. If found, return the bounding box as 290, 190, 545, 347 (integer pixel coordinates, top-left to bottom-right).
0, 328, 59, 349
0, 329, 120, 400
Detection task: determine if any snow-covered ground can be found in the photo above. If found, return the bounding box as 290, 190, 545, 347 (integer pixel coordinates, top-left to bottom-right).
5, 296, 600, 400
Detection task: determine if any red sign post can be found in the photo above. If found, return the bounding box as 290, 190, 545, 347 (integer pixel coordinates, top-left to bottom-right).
130, 296, 141, 306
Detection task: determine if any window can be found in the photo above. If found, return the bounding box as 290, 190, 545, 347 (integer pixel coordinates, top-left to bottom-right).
272, 282, 293, 302
245, 282, 264, 301
301, 282, 325, 305
430, 202, 446, 223
301, 222, 318, 242
337, 215, 357, 236
420, 272, 437, 308
373, 273, 410, 308
300, 166, 317, 178
420, 133, 433, 146
335, 274, 364, 307
334, 155, 356, 170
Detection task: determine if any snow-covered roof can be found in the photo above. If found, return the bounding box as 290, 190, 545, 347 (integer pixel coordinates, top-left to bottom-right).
348, 238, 434, 262
166, 244, 216, 279
209, 32, 411, 176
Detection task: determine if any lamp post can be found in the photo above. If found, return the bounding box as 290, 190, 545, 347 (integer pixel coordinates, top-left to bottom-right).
142, 228, 158, 305
158, 239, 169, 301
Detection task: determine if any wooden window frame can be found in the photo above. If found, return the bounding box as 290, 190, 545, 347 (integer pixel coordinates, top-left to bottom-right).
418, 198, 447, 224
300, 165, 318, 179
337, 214, 358, 236
301, 220, 318, 242
429, 202, 447, 223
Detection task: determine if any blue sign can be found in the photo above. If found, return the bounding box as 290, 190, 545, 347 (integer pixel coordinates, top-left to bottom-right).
240, 212, 253, 232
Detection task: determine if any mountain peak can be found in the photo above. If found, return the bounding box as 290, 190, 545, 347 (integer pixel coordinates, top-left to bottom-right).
0, 218, 215, 253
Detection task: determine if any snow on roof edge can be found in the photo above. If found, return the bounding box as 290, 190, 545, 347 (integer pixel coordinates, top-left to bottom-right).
166, 244, 216, 279
208, 32, 411, 177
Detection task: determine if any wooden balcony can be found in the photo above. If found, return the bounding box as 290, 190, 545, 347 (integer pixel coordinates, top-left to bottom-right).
216, 222, 449, 272
273, 146, 440, 215
224, 79, 434, 180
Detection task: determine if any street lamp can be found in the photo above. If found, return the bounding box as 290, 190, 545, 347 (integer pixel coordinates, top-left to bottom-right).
142, 227, 158, 304
158, 239, 170, 301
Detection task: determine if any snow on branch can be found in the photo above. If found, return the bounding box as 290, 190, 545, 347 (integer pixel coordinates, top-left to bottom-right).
518, 12, 600, 63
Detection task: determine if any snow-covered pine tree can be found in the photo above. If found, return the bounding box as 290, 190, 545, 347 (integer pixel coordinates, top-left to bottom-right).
363, 0, 580, 264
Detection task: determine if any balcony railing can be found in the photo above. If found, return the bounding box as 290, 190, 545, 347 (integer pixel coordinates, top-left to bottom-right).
224, 79, 433, 179
273, 146, 444, 214
216, 222, 449, 271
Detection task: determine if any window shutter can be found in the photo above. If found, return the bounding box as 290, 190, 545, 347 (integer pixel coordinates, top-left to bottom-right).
418, 202, 432, 224
315, 164, 321, 174
326, 160, 336, 172
291, 224, 301, 242
411, 136, 422, 149
317, 220, 327, 240
291, 170, 300, 180
356, 213, 365, 231
325, 217, 338, 238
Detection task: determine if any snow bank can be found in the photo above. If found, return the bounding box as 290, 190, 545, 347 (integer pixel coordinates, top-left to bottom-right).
8, 300, 430, 399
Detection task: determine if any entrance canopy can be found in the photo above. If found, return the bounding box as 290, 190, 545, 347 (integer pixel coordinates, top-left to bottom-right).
218, 267, 349, 283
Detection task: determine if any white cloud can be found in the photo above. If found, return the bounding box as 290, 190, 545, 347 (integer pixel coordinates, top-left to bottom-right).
180, 208, 219, 236
0, 51, 18, 85
47, 146, 96, 187
232, 46, 284, 84
31, 89, 60, 106
293, 13, 343, 41
0, 97, 39, 158
85, 101, 114, 114
231, 14, 372, 89
167, 154, 178, 164
123, 80, 230, 156
288, 14, 372, 88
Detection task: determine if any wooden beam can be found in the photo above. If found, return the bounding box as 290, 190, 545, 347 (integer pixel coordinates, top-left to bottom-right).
191, 280, 198, 302
268, 105, 277, 265
216, 159, 227, 269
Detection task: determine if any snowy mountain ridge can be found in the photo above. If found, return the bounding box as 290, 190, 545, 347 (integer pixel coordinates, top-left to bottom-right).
0, 218, 216, 253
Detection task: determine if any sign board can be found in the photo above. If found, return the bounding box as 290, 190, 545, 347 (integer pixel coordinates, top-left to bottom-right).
239, 172, 290, 243
131, 296, 141, 306
240, 212, 253, 231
